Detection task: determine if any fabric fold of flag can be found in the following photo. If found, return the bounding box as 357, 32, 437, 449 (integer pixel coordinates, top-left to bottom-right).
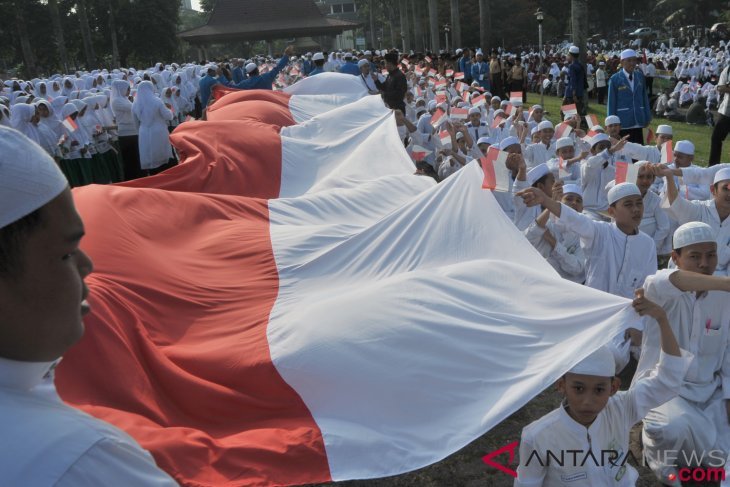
56, 86, 636, 487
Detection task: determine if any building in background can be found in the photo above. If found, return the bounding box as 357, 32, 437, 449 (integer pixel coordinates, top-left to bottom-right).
315, 0, 360, 50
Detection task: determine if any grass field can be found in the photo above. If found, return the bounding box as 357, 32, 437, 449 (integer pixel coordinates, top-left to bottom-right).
530, 93, 715, 167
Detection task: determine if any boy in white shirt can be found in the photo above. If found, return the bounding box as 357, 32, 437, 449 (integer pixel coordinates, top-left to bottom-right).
636, 222, 730, 485
515, 294, 690, 486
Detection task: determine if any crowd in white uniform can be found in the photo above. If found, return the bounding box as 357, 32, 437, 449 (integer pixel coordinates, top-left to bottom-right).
2, 42, 730, 486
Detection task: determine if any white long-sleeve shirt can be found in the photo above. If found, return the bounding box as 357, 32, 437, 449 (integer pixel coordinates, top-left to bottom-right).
639, 190, 671, 252
666, 196, 730, 276
525, 219, 586, 283
580, 150, 617, 211
552, 204, 657, 298
523, 141, 556, 170
515, 351, 692, 487
635, 269, 730, 404
0, 357, 177, 487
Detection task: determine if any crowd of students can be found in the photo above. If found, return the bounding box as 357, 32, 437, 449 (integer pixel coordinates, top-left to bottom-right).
3, 40, 730, 485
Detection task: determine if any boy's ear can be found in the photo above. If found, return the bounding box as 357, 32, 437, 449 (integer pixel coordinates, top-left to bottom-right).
607, 205, 616, 219
610, 377, 621, 395
556, 376, 566, 393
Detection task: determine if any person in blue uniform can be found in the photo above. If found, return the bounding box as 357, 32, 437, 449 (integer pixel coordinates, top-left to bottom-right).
233, 45, 294, 90
339, 53, 361, 76
308, 52, 326, 76
607, 49, 651, 144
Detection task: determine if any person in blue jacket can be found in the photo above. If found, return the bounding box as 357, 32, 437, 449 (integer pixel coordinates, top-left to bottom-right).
471, 49, 490, 91
232, 60, 245, 84
233, 45, 294, 90
302, 53, 313, 75
607, 49, 651, 144
458, 48, 473, 84
339, 53, 361, 75
563, 45, 586, 120
199, 65, 222, 109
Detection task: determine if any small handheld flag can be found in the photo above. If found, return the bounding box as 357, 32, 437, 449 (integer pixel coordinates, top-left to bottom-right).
454, 72, 465, 81
481, 146, 511, 191
450, 108, 469, 120
661, 141, 673, 164
614, 161, 639, 185
555, 122, 573, 139
445, 69, 455, 78
430, 108, 446, 129
561, 104, 578, 118
558, 157, 571, 179
62, 116, 78, 132
584, 114, 599, 129
471, 94, 487, 107
411, 145, 432, 161
509, 92, 522, 103
645, 127, 655, 145
439, 130, 452, 147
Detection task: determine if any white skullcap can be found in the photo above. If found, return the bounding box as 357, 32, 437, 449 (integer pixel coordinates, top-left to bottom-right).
607, 182, 641, 205
492, 96, 501, 103
312, 52, 325, 61
456, 48, 463, 55
556, 137, 573, 150
530, 127, 538, 135
569, 346, 615, 377
569, 45, 580, 55
562, 183, 583, 197
344, 52, 353, 59
427, 100, 437, 111
673, 222, 716, 249
357, 59, 369, 68
620, 49, 637, 60
245, 62, 257, 73
468, 107, 481, 115
714, 167, 730, 184
476, 136, 491, 146
656, 124, 672, 135
476, 49, 484, 56
500, 100, 509, 107
674, 140, 694, 155
604, 115, 621, 126
537, 120, 554, 131
591, 133, 610, 147
0, 127, 68, 229
493, 109, 505, 117
592, 125, 605, 132
455, 132, 464, 140
513, 100, 523, 107
531, 104, 542, 111
499, 136, 520, 150
527, 163, 550, 185
364, 50, 371, 55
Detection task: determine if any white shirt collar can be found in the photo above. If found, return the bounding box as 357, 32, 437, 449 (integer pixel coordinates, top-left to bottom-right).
0, 356, 59, 391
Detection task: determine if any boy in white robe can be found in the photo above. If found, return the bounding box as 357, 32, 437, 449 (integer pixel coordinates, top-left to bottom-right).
0, 127, 176, 486
580, 133, 629, 213
656, 166, 730, 275
546, 136, 582, 185
513, 162, 557, 231
524, 183, 586, 283
516, 301, 690, 486
635, 222, 730, 485
634, 161, 671, 255
522, 120, 555, 169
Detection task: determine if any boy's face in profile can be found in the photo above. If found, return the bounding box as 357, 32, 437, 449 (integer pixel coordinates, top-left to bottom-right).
557, 373, 620, 427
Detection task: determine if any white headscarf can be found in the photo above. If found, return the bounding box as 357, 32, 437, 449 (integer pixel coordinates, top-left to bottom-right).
10, 103, 40, 144
132, 80, 164, 121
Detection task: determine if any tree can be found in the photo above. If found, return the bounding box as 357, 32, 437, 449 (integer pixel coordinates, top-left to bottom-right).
47, 0, 70, 72
478, 0, 490, 50
77, 0, 97, 68
571, 0, 588, 61
450, 0, 461, 49
13, 0, 38, 77
411, 0, 424, 52
428, 0, 439, 51
399, 0, 411, 52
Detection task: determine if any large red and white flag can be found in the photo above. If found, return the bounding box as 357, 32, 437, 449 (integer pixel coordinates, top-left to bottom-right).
58, 90, 635, 487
